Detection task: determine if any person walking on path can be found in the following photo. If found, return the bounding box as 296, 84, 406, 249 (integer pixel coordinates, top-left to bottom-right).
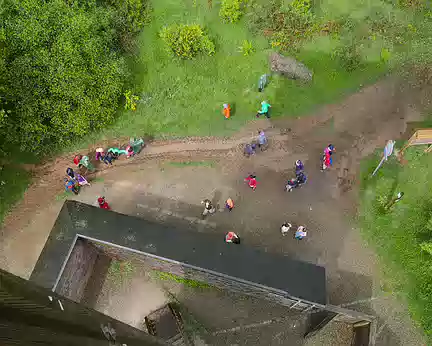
295, 160, 304, 174
244, 143, 256, 157
245, 174, 258, 190
98, 197, 110, 210
225, 198, 234, 211
225, 231, 240, 244
281, 222, 292, 236
201, 199, 216, 216
321, 144, 335, 171
256, 101, 271, 118
257, 130, 267, 150
295, 226, 307, 240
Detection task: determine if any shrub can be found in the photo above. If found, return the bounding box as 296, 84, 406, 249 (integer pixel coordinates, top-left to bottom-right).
219, 0, 246, 23
160, 24, 215, 59
332, 43, 362, 71
248, 0, 316, 51
124, 90, 139, 111
290, 0, 312, 17
0, 0, 128, 153
239, 39, 254, 56
103, 0, 151, 52
105, 0, 151, 34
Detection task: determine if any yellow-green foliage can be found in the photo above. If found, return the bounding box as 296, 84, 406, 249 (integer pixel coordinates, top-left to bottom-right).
124, 90, 139, 111
240, 39, 254, 56
219, 0, 246, 23
160, 24, 215, 59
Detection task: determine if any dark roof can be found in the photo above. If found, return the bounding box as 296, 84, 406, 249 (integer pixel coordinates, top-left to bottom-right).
30, 200, 326, 305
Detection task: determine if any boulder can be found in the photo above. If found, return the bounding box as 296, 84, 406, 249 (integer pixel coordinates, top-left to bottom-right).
269, 52, 313, 81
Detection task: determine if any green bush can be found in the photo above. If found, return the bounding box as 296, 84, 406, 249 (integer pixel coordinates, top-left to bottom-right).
0, 0, 128, 154
102, 0, 151, 52
160, 24, 215, 59
219, 0, 246, 23
105, 0, 151, 35
248, 0, 316, 51
332, 43, 362, 71
290, 0, 312, 17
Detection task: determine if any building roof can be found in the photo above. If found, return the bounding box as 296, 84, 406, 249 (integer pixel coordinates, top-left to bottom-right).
31, 200, 326, 305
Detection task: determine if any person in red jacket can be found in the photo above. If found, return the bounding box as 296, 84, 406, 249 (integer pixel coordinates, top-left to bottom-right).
98, 196, 110, 210
244, 174, 258, 190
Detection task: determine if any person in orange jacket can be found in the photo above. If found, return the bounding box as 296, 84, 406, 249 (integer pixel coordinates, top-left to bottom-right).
225, 198, 234, 211
223, 104, 231, 119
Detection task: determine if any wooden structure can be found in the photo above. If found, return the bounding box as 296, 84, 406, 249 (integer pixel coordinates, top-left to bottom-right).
400, 129, 432, 154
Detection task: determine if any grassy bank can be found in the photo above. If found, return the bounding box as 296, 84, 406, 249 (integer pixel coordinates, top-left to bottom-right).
99, 0, 386, 140
359, 147, 432, 340
0, 166, 31, 225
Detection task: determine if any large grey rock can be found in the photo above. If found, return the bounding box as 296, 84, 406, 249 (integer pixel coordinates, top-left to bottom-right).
270, 52, 313, 81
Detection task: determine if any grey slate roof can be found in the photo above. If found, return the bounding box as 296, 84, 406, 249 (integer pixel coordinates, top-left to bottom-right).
30, 200, 326, 305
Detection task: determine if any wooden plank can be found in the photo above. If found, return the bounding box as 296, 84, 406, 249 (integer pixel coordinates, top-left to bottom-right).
410, 139, 432, 145
416, 129, 432, 136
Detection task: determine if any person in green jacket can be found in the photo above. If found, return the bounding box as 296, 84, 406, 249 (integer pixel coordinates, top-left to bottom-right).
256, 101, 271, 118
108, 147, 128, 156
78, 155, 95, 172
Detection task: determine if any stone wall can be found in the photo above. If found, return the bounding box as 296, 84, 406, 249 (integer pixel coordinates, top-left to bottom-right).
55, 238, 102, 302
88, 238, 318, 312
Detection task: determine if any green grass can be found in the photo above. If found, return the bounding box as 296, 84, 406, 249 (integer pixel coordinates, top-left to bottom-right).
55, 191, 70, 201
166, 160, 215, 168
154, 270, 212, 289
359, 147, 432, 341
107, 260, 135, 286
0, 166, 31, 225
0, 0, 390, 224
98, 0, 386, 140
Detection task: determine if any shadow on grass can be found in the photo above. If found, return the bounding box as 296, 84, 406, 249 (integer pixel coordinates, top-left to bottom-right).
0, 165, 31, 225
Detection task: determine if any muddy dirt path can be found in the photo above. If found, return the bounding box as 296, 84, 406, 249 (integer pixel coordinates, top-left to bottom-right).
1, 72, 431, 345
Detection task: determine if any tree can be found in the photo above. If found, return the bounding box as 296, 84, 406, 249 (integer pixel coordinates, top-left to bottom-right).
0, 0, 128, 154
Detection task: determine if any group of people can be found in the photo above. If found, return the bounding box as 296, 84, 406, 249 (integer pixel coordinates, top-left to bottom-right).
223, 101, 271, 121
244, 130, 268, 157
64, 167, 90, 195
220, 142, 336, 243
95, 138, 144, 166
64, 138, 144, 207
281, 223, 307, 240
286, 160, 307, 192
201, 198, 240, 244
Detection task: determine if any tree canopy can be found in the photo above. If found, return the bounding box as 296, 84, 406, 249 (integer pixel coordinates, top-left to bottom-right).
0, 0, 133, 155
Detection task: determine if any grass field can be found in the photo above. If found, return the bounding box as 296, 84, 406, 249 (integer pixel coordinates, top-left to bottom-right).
0, 166, 31, 225
359, 147, 432, 340
100, 0, 386, 140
